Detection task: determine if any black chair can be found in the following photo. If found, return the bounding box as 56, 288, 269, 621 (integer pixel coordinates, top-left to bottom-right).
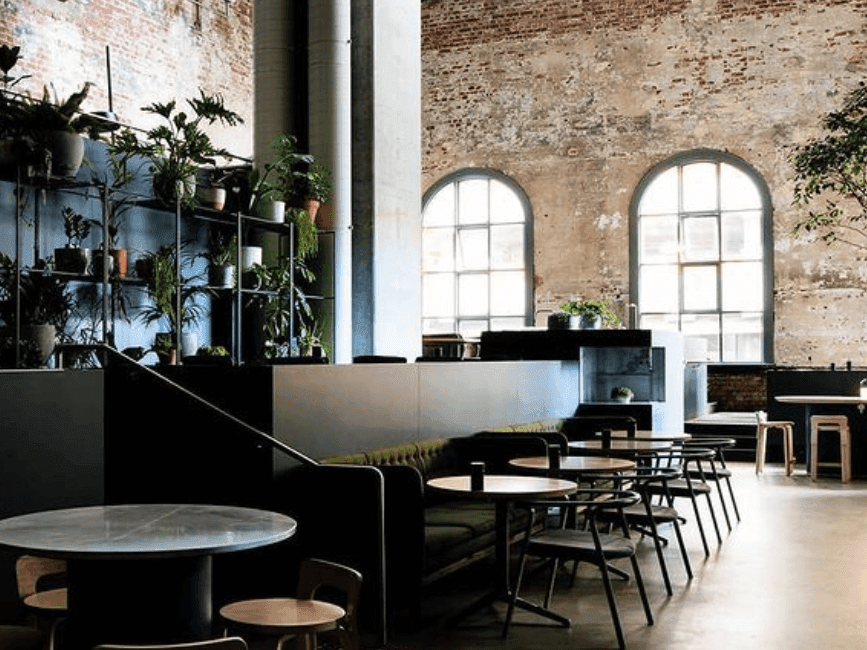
682, 437, 741, 530
560, 416, 638, 441
596, 466, 694, 596
639, 448, 723, 557
503, 488, 654, 650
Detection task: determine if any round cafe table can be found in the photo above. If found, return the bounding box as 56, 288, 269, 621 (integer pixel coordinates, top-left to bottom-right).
605, 430, 692, 442
426, 474, 576, 628
568, 439, 673, 458
509, 455, 635, 475
0, 504, 297, 650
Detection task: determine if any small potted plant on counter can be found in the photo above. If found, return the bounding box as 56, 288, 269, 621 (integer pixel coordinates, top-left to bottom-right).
558, 299, 620, 330
54, 206, 93, 274
611, 386, 634, 404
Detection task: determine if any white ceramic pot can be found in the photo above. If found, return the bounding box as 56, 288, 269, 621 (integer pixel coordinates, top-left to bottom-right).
256, 199, 286, 223
197, 186, 227, 211
241, 245, 263, 270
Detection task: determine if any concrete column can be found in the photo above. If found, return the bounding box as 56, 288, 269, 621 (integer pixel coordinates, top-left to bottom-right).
351, 0, 422, 361
309, 0, 352, 363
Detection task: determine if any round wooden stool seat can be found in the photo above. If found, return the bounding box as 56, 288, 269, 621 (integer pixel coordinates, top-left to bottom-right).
220, 598, 345, 650
23, 588, 67, 612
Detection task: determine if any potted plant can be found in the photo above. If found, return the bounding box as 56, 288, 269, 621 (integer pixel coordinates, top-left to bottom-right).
196, 167, 229, 211
108, 90, 244, 212
249, 254, 315, 361
611, 386, 634, 404
558, 299, 620, 329
137, 244, 206, 364
54, 206, 93, 274
206, 230, 237, 288
291, 159, 334, 224
0, 254, 72, 367
19, 81, 93, 178
185, 343, 232, 366
0, 45, 31, 176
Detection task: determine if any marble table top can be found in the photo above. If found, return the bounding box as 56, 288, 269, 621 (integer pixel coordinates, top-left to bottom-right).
0, 504, 297, 560
776, 395, 867, 405
509, 455, 636, 474
426, 475, 577, 499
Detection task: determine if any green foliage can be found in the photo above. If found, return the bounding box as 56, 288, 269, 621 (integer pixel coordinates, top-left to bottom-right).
791, 81, 867, 250
109, 90, 244, 212
559, 299, 620, 326
0, 254, 72, 329
611, 386, 634, 398
61, 206, 92, 247
197, 344, 229, 357
249, 255, 316, 359
287, 207, 319, 261
136, 244, 206, 337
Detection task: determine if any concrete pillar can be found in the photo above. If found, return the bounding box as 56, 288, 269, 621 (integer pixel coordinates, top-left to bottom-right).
351, 0, 422, 361
309, 0, 352, 363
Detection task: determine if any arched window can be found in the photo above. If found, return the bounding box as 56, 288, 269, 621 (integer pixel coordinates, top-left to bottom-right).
630, 150, 773, 363
421, 170, 533, 338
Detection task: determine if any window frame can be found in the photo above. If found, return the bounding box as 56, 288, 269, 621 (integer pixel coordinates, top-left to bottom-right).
421, 168, 535, 336
628, 149, 774, 363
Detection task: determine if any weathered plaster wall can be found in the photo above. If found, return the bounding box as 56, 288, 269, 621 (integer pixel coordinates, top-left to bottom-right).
422, 0, 867, 367
1, 0, 254, 157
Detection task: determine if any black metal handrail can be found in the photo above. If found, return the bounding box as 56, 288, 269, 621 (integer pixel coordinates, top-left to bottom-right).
57, 343, 319, 467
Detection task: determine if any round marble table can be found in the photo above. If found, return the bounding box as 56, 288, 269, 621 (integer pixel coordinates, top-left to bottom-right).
0, 504, 297, 650
605, 430, 692, 442
426, 475, 577, 628
568, 439, 673, 457
509, 455, 636, 475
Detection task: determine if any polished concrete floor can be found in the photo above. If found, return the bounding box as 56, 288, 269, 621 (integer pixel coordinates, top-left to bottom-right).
374, 461, 867, 650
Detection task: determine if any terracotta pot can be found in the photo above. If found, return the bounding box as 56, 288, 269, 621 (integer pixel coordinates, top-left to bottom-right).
110, 248, 128, 278
304, 198, 321, 224
197, 186, 227, 211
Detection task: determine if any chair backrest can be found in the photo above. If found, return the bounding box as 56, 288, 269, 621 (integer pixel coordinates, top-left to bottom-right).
93, 637, 247, 650
15, 555, 66, 599
296, 558, 363, 650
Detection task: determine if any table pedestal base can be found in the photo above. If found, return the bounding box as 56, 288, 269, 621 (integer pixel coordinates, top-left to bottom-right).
65, 555, 213, 650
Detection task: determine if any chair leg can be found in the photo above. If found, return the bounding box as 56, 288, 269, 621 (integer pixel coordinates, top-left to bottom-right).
629, 554, 654, 626
755, 428, 766, 474
703, 488, 723, 545
723, 473, 741, 522
672, 518, 694, 580
785, 427, 795, 476
710, 465, 733, 532
596, 554, 626, 650
643, 510, 672, 596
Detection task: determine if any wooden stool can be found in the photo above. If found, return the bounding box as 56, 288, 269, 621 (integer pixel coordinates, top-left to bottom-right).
220, 598, 346, 650
810, 415, 851, 483
756, 421, 795, 476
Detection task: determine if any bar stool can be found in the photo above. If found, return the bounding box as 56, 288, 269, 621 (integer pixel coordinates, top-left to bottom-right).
810, 414, 851, 483
755, 415, 795, 476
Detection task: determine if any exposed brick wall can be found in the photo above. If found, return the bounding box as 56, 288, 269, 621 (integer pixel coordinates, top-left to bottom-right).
1, 0, 254, 157
422, 0, 867, 367
707, 366, 768, 412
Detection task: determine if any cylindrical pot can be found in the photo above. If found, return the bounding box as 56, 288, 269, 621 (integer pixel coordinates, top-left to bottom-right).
110, 248, 128, 278
241, 245, 263, 270
44, 130, 84, 178
614, 396, 632, 404
304, 198, 321, 224
54, 246, 90, 274
256, 199, 286, 223
181, 332, 198, 358
28, 324, 56, 368
209, 264, 235, 288
577, 315, 602, 330
91, 249, 116, 277
197, 186, 227, 211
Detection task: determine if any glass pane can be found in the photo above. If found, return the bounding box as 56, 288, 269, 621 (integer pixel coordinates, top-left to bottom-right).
639, 265, 679, 313
639, 216, 678, 263
458, 179, 488, 225
458, 274, 488, 316
456, 228, 488, 271
722, 262, 763, 311
682, 216, 718, 262
682, 314, 721, 362
422, 227, 454, 272
682, 162, 718, 212
720, 163, 761, 211
423, 318, 455, 334
639, 167, 678, 215
422, 273, 454, 317
490, 317, 525, 331
490, 224, 524, 270
458, 319, 488, 339
721, 210, 762, 261
490, 271, 525, 316
722, 313, 763, 362
490, 180, 525, 223
640, 313, 679, 331
683, 265, 717, 311
423, 184, 454, 227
